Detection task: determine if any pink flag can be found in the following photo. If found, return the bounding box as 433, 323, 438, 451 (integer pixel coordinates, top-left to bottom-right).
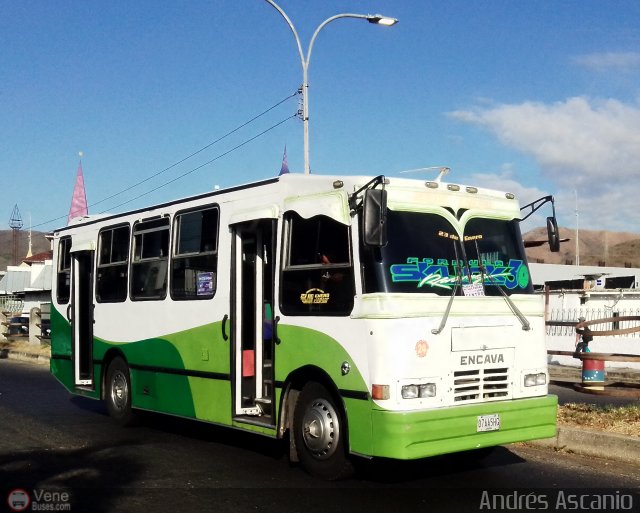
67, 160, 88, 224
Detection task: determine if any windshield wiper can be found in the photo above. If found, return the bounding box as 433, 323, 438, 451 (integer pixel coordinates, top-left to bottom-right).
432, 242, 464, 335
474, 240, 530, 331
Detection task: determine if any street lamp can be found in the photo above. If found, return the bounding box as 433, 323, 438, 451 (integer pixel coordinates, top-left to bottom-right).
264, 0, 398, 174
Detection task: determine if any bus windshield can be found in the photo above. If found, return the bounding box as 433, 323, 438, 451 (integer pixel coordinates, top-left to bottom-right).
361, 210, 533, 296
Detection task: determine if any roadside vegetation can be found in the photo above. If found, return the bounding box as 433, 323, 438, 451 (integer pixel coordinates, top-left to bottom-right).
558, 403, 640, 437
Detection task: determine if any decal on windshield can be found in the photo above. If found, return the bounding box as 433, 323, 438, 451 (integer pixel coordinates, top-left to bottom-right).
300, 288, 330, 304
389, 257, 530, 290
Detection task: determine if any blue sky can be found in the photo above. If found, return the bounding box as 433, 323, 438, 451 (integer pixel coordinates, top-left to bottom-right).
2, 1, 639, 234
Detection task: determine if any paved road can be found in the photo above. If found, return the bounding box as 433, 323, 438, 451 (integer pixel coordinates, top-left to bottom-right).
1, 359, 638, 513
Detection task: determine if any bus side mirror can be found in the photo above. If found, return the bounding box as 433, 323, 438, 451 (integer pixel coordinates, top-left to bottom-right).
547, 216, 560, 252
363, 189, 388, 247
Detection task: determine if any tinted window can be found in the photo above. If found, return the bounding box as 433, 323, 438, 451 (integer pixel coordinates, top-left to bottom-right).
56, 237, 72, 303
171, 207, 219, 300
280, 212, 354, 315
462, 217, 532, 295
360, 210, 532, 296
131, 218, 169, 300
97, 225, 130, 302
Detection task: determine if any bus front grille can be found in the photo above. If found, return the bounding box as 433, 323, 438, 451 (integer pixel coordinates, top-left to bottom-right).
453, 367, 510, 403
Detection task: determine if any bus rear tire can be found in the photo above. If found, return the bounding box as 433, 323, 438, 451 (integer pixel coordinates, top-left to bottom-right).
105, 357, 135, 426
293, 382, 353, 480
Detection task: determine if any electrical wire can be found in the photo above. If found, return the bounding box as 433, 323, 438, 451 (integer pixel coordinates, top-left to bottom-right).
32, 91, 299, 229
99, 113, 296, 214
91, 91, 298, 210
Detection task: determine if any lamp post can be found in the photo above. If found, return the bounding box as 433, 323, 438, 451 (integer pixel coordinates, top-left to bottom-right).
264, 1, 397, 174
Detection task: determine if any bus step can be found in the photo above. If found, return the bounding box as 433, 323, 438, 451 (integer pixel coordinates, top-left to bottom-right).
255, 397, 272, 415
242, 407, 262, 416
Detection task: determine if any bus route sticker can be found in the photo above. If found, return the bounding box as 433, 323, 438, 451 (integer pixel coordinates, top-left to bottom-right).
300, 288, 330, 304
7, 489, 30, 512
197, 272, 214, 296
462, 283, 485, 297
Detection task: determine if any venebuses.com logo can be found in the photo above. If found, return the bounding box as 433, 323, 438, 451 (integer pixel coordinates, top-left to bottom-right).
6, 488, 71, 512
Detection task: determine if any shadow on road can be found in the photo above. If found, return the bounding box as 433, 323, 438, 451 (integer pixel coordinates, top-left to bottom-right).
70, 395, 110, 416
353, 446, 526, 485
0, 442, 144, 512
134, 409, 289, 461
120, 409, 527, 485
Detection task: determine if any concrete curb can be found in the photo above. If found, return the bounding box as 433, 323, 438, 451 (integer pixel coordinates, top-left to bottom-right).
525, 426, 640, 465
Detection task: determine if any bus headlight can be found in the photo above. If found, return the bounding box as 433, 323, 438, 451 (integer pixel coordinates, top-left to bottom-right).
401, 385, 419, 399
401, 383, 437, 399
524, 373, 546, 387
419, 383, 437, 397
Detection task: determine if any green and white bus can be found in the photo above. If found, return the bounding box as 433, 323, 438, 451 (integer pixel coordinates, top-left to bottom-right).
51, 173, 558, 479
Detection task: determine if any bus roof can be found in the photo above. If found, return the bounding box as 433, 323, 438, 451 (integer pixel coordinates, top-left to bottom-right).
53, 173, 521, 234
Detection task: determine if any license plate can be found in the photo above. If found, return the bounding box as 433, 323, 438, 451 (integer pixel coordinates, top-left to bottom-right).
477, 413, 500, 432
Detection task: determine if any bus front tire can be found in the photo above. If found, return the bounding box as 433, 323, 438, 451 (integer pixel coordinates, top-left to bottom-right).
293, 382, 353, 480
105, 357, 135, 426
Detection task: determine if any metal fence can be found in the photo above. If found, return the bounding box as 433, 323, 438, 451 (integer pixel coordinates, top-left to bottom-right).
0, 295, 24, 314
546, 307, 640, 337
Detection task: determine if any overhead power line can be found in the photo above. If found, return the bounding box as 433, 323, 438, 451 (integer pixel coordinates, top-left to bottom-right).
33, 91, 299, 230
100, 113, 297, 214
90, 90, 298, 210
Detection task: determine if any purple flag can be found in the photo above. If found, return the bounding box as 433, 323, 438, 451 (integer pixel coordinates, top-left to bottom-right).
68, 160, 88, 224
279, 145, 290, 175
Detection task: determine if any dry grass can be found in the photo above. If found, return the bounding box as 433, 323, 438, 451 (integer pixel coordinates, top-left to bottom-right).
558, 403, 640, 437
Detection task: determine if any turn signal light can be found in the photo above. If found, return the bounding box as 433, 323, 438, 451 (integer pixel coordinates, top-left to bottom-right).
372, 384, 390, 400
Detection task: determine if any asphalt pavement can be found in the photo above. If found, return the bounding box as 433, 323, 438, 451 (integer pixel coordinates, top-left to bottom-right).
1, 357, 639, 513
1, 347, 638, 467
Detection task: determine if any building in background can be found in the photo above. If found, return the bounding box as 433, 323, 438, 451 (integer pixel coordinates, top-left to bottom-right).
0, 249, 52, 344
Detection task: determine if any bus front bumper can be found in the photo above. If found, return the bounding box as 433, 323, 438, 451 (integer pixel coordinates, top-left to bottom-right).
369, 395, 557, 460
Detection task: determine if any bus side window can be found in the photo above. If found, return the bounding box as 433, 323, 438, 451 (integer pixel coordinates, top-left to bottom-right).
131, 218, 170, 301
171, 206, 219, 300
56, 236, 72, 303
96, 224, 130, 303
280, 212, 354, 316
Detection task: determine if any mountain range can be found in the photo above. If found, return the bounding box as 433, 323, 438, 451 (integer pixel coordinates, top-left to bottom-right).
0, 230, 51, 270
524, 227, 640, 268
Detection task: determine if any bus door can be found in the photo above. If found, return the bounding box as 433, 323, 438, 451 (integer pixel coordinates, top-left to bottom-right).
70, 249, 94, 387
231, 219, 276, 420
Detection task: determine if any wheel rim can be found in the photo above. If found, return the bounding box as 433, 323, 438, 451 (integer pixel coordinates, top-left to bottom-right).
110, 370, 129, 412
301, 398, 340, 460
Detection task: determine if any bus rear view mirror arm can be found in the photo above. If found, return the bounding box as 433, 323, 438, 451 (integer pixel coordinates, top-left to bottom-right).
519, 195, 560, 253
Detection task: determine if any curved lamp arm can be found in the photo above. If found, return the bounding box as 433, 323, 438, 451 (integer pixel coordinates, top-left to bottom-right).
263, 1, 397, 174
